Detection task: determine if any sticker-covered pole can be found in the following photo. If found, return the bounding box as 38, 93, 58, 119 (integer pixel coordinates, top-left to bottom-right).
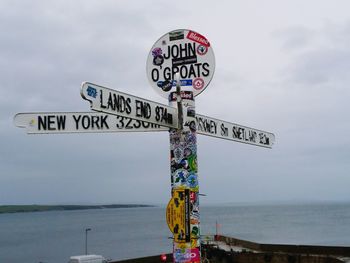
167, 73, 200, 263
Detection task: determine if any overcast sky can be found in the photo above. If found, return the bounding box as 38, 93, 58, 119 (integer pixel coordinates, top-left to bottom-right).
1, 0, 350, 205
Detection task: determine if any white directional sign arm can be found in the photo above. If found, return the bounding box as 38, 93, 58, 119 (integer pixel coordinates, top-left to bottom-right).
81, 82, 179, 129
14, 111, 275, 148
14, 112, 168, 134
196, 114, 275, 148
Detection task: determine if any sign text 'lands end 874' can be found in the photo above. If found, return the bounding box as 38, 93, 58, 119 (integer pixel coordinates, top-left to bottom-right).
146, 29, 215, 99
81, 82, 179, 129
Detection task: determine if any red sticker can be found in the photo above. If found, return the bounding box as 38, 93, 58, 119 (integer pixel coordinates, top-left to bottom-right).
190, 192, 196, 201
187, 31, 210, 47
190, 248, 200, 262
197, 45, 208, 55
193, 78, 205, 90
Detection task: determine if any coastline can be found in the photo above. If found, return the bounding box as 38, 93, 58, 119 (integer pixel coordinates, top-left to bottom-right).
0, 204, 155, 214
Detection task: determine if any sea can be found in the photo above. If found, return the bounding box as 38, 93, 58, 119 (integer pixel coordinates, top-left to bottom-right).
1, 203, 350, 263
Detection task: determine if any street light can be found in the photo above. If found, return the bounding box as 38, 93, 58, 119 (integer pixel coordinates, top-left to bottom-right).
85, 228, 91, 255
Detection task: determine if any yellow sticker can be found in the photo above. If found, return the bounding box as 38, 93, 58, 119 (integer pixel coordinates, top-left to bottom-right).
166, 189, 191, 243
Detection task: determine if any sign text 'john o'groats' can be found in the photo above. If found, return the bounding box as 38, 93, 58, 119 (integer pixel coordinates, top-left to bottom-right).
146, 29, 215, 99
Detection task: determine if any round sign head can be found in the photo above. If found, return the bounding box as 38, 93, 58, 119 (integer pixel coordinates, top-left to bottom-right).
146, 29, 215, 99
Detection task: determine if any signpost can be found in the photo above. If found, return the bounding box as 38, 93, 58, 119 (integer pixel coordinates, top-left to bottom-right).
14, 29, 275, 263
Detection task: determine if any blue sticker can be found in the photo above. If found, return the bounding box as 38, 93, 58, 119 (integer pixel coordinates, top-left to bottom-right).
87, 86, 98, 98
173, 169, 188, 185
177, 79, 193, 86
187, 173, 198, 188
157, 79, 193, 89
174, 249, 188, 262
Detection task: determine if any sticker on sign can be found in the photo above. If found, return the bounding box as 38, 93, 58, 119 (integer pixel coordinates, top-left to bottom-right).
81, 82, 179, 129
146, 29, 215, 99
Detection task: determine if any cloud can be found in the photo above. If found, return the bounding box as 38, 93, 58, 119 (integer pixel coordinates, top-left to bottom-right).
275, 21, 350, 86
2, 0, 350, 205
273, 26, 315, 51
0, 1, 159, 116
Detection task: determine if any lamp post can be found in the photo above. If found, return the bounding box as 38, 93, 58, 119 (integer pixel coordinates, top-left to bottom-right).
85, 228, 91, 255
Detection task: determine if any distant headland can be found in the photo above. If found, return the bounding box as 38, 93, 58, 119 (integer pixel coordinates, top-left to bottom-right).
0, 204, 155, 214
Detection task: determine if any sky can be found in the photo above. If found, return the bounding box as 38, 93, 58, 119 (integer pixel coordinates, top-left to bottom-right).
1, 0, 350, 205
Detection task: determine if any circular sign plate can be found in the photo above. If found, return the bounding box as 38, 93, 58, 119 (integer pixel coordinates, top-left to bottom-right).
146, 29, 215, 99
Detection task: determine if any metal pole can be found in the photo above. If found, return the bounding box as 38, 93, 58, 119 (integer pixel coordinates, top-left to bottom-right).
85, 228, 91, 255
